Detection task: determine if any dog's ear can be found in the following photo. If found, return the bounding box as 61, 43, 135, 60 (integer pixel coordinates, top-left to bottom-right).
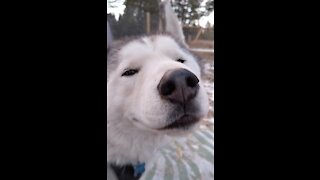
107, 21, 113, 49
159, 0, 187, 47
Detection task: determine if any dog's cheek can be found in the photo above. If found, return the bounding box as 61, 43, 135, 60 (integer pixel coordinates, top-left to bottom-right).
107, 77, 137, 110
195, 84, 210, 117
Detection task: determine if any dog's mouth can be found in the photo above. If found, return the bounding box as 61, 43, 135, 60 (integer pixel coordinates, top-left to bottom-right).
158, 115, 200, 130
132, 115, 200, 132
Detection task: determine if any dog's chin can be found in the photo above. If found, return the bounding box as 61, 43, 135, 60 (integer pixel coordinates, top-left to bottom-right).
157, 115, 202, 136
159, 115, 200, 129
130, 115, 202, 136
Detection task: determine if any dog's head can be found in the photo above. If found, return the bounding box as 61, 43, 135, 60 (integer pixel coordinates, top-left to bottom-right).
107, 35, 208, 136
107, 1, 208, 136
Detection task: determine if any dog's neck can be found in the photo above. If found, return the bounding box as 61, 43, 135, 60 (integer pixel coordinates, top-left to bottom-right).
107, 116, 169, 165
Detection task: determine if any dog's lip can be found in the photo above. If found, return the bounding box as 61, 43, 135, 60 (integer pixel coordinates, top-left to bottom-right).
158, 115, 200, 130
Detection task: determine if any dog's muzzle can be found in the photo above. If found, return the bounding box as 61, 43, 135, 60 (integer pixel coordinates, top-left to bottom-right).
157, 68, 201, 130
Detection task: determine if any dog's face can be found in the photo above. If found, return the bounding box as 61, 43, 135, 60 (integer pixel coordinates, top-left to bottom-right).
107, 35, 209, 135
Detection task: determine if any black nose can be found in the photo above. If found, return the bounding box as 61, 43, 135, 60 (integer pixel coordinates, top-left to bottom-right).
157, 68, 199, 104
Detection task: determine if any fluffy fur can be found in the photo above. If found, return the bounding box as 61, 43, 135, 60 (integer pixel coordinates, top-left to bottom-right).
107, 1, 209, 179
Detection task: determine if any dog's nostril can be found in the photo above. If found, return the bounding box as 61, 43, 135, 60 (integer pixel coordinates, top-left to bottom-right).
186, 75, 199, 88
160, 81, 175, 96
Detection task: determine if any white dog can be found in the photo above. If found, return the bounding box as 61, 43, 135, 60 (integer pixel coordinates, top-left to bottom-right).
107, 1, 209, 179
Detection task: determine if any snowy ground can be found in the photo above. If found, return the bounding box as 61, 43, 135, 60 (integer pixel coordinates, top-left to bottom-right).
140, 59, 214, 180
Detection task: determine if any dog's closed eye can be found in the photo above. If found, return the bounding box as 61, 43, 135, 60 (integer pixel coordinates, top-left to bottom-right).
177, 59, 185, 63
122, 69, 139, 76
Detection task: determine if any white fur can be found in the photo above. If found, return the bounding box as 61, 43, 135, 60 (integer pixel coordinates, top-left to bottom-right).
107, 35, 209, 166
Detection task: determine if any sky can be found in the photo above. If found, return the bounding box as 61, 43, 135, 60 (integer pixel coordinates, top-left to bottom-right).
107, 0, 214, 28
